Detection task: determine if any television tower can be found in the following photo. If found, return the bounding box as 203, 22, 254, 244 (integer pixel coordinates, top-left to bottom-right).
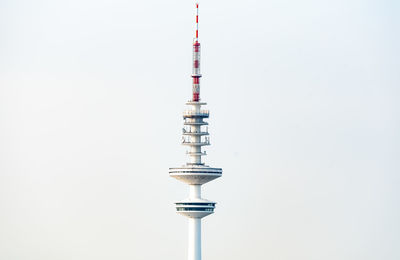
169, 3, 222, 260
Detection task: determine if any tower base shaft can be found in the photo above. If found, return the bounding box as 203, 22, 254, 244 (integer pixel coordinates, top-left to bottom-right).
188, 218, 201, 260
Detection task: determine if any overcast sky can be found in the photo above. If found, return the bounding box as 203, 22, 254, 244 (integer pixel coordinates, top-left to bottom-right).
0, 0, 399, 259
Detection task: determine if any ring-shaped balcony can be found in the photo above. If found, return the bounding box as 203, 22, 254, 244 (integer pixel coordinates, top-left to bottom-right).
183, 110, 209, 118
182, 131, 209, 136
182, 141, 210, 146
184, 121, 208, 126
175, 201, 216, 218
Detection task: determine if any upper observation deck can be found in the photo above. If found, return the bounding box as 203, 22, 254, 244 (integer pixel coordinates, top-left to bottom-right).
169, 165, 222, 185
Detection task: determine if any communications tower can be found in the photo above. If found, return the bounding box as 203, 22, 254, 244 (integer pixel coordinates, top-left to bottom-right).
169, 3, 222, 260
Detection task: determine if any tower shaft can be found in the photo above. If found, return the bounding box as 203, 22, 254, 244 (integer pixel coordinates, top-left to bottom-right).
188, 218, 202, 260
188, 184, 201, 260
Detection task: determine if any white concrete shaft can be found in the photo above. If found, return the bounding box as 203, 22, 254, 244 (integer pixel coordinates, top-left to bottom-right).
189, 185, 201, 199
188, 218, 201, 260
192, 104, 200, 113
190, 123, 201, 164
189, 103, 202, 164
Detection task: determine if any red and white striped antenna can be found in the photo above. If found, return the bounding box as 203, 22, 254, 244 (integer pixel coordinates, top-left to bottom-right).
192, 3, 201, 101
195, 3, 199, 41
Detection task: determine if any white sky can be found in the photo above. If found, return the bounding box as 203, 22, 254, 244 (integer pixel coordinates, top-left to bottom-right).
0, 0, 399, 259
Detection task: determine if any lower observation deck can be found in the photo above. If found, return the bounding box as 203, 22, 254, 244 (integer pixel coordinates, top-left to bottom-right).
169, 165, 222, 185
175, 199, 216, 218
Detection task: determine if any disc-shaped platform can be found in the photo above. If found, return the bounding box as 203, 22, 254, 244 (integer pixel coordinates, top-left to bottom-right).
175, 198, 216, 218
169, 166, 222, 185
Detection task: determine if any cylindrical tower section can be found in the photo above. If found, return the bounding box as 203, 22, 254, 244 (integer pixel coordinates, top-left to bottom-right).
189, 185, 201, 199
191, 102, 201, 163
188, 218, 201, 260
192, 42, 201, 102
182, 102, 209, 166
192, 43, 201, 76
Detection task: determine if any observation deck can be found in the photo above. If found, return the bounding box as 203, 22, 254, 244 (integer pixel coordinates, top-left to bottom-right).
175, 199, 216, 218
169, 165, 222, 185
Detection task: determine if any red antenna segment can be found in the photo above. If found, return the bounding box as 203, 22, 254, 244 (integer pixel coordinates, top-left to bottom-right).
192, 3, 201, 101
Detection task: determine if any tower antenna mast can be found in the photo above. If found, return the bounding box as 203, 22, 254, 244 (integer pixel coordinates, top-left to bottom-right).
195, 3, 199, 40
192, 3, 201, 102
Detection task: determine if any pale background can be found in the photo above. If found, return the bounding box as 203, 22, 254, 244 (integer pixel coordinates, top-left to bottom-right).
0, 0, 399, 259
